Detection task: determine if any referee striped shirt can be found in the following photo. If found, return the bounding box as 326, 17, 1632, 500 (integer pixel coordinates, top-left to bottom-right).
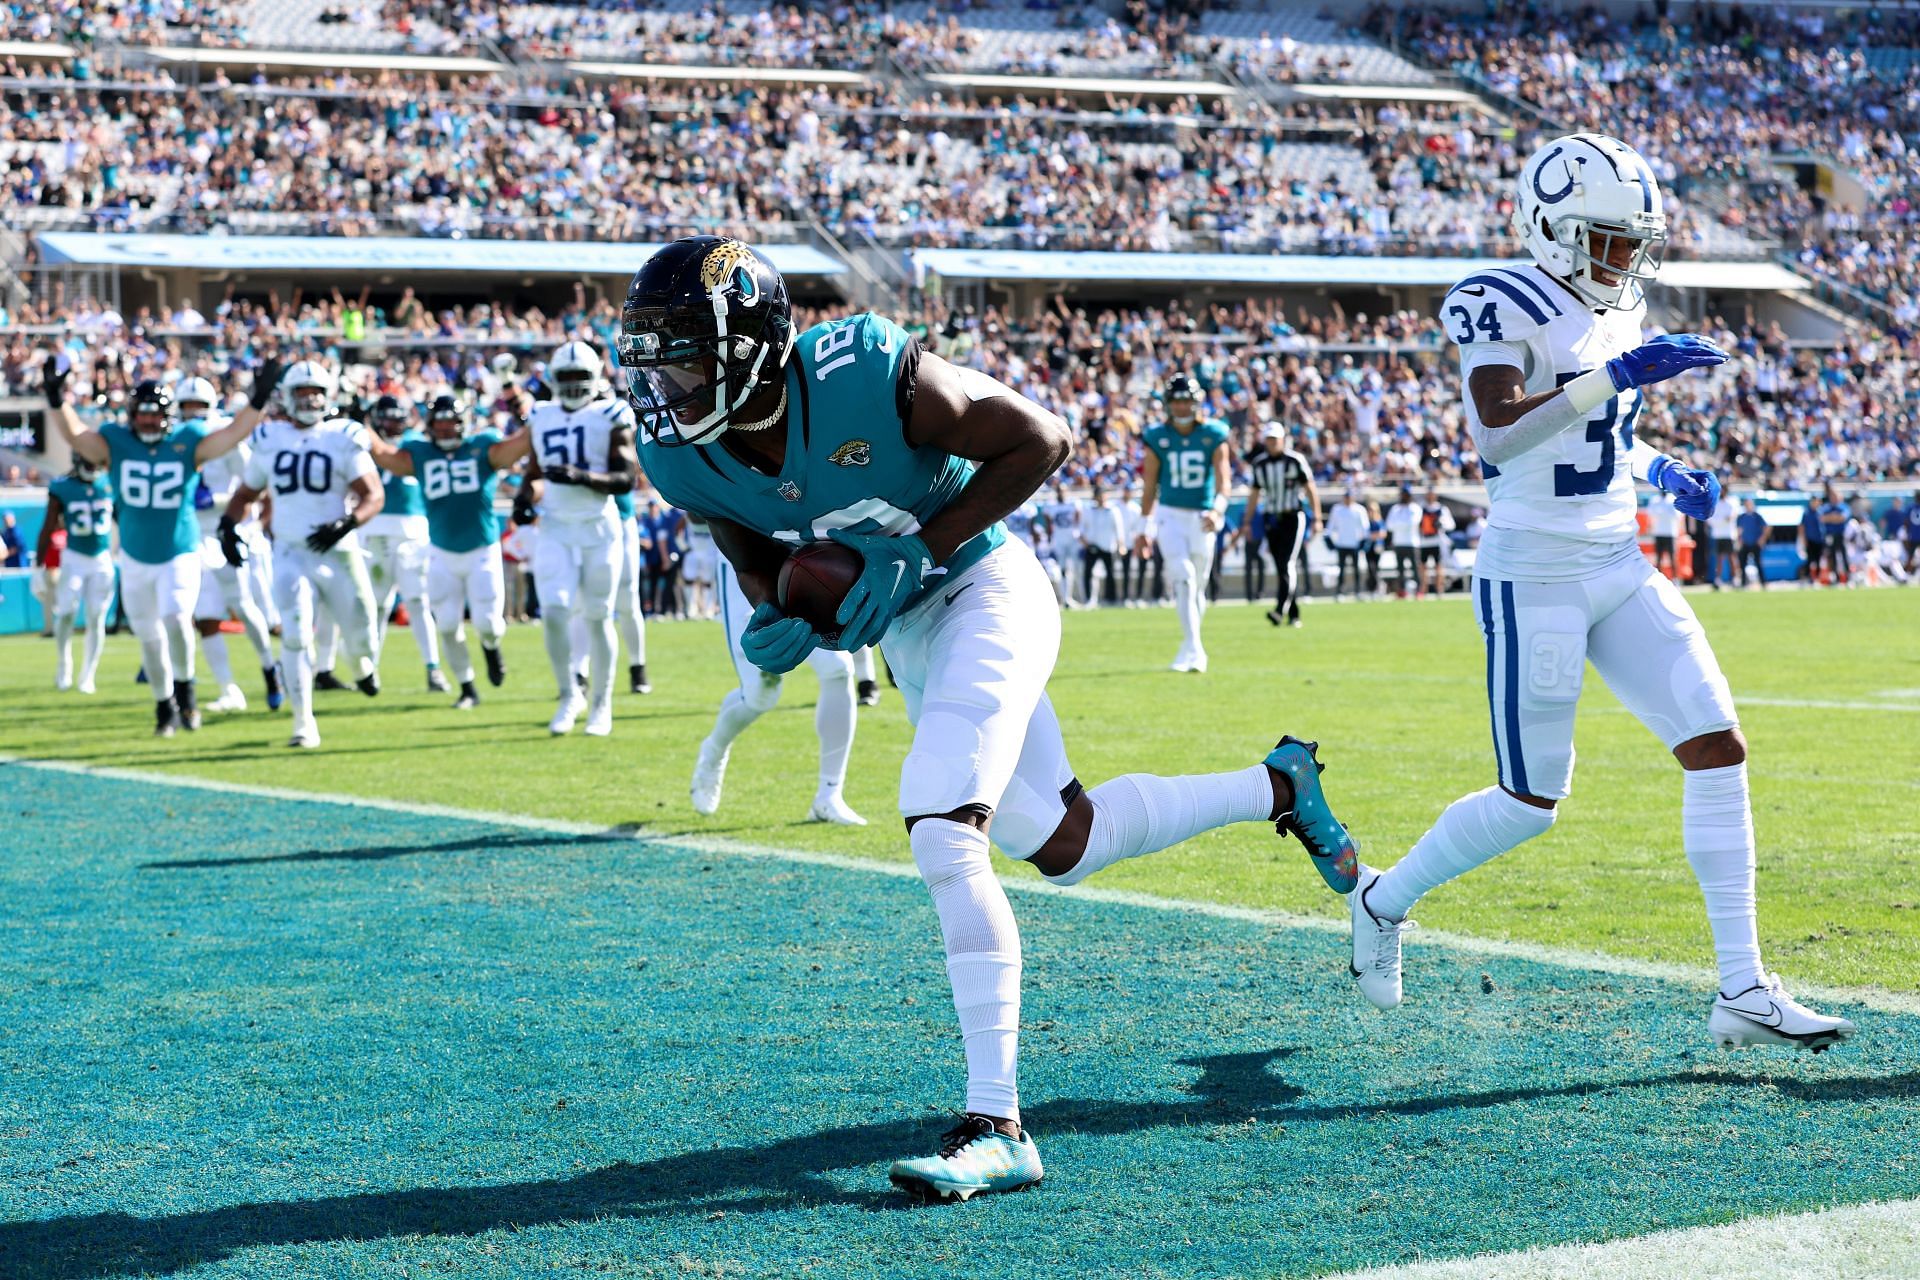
1247, 446, 1311, 513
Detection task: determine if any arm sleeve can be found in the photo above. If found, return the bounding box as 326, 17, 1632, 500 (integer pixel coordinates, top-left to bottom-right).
1628, 437, 1677, 483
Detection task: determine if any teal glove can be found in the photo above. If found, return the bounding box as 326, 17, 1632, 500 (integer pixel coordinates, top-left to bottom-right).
739, 601, 821, 674
829, 527, 937, 651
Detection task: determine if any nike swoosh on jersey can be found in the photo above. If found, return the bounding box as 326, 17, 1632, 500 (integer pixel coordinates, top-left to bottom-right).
944, 583, 972, 606
1458, 286, 1488, 297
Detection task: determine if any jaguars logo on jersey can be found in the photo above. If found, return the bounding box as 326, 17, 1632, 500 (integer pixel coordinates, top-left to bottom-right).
829, 440, 872, 468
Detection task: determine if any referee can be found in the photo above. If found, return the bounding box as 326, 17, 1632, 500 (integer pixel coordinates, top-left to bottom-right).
1245, 421, 1317, 627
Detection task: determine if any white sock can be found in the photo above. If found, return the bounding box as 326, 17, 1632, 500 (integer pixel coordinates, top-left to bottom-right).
1367, 786, 1558, 921
236, 593, 274, 664
136, 624, 172, 698
441, 624, 472, 684
1174, 570, 1202, 656
53, 613, 74, 683
1047, 765, 1272, 887
911, 818, 1021, 1123
814, 665, 855, 790
287, 642, 314, 728
542, 610, 574, 697
81, 609, 106, 684
586, 614, 616, 717
408, 597, 439, 666
164, 614, 195, 684
618, 604, 645, 665
569, 612, 589, 682
1683, 764, 1766, 994
851, 645, 876, 684
201, 631, 235, 690
315, 619, 338, 672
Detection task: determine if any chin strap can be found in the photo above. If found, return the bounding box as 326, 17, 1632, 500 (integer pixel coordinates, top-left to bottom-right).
728, 385, 788, 434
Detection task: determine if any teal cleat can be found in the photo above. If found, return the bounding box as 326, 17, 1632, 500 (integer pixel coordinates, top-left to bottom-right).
889, 1114, 1044, 1203
1266, 736, 1360, 893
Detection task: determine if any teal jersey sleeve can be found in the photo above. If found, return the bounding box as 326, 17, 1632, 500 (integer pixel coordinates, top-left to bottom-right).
50, 475, 114, 557
405, 433, 503, 553
380, 434, 429, 518
613, 487, 636, 520
1148, 419, 1228, 510
103, 420, 209, 563
637, 312, 1003, 609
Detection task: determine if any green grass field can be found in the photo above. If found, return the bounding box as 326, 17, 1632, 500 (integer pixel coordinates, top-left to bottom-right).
2, 588, 1914, 990
5, 588, 1920, 1279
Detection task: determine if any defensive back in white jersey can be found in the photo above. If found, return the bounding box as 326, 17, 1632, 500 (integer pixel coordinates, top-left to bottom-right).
529, 397, 633, 523
1445, 261, 1646, 543
196, 430, 246, 535
244, 417, 378, 546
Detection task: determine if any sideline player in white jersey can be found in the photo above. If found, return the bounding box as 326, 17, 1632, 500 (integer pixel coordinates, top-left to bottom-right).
363, 394, 446, 692
520, 339, 636, 737
690, 547, 866, 825
46, 363, 258, 735
221, 361, 385, 748
1347, 134, 1855, 1051
682, 512, 718, 619
179, 376, 283, 713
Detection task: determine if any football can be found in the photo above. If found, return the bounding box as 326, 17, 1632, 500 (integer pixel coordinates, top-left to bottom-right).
777, 541, 865, 643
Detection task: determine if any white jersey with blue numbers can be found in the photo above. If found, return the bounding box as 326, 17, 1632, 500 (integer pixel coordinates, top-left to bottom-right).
529, 397, 631, 524
243, 417, 377, 549
196, 434, 249, 536
1445, 260, 1646, 581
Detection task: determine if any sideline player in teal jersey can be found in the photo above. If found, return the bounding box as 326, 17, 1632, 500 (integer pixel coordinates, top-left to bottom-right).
37, 456, 115, 694
620, 236, 1361, 1202
45, 356, 266, 735
365, 394, 446, 691
1134, 372, 1231, 673
368, 394, 529, 709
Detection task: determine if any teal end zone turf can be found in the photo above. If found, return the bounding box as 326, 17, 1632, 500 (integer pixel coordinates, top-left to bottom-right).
3, 765, 1918, 1280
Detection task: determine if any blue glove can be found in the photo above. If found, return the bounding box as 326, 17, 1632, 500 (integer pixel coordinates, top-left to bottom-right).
1605, 334, 1729, 392
739, 601, 821, 675
1648, 456, 1723, 520
829, 527, 937, 651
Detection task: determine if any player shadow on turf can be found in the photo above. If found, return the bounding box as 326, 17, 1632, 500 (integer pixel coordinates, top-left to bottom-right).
138, 829, 638, 869
7, 1055, 1912, 1280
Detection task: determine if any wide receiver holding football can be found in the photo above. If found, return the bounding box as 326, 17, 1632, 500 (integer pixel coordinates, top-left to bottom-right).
621, 236, 1360, 1201
1346, 134, 1855, 1052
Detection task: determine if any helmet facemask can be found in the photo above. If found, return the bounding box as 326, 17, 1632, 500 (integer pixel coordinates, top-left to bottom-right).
287, 387, 329, 427
373, 401, 411, 440
1556, 212, 1667, 311
553, 369, 597, 411
130, 386, 173, 444
428, 403, 466, 450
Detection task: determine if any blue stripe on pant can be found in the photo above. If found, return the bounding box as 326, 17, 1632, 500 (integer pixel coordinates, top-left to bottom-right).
1477, 577, 1531, 795
1476, 578, 1507, 787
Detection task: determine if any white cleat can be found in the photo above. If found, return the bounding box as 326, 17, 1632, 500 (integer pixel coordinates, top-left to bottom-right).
583, 702, 613, 737
288, 721, 321, 749
77, 676, 96, 695
1169, 655, 1194, 673
1187, 651, 1208, 674
807, 791, 868, 826
690, 738, 729, 815
1710, 973, 1856, 1052
1349, 866, 1415, 1010
208, 684, 248, 713
55, 669, 72, 692
548, 690, 585, 736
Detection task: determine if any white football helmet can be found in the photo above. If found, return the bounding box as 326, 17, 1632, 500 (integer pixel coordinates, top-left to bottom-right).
175, 375, 218, 419
1512, 133, 1667, 311
550, 340, 603, 411
280, 360, 335, 428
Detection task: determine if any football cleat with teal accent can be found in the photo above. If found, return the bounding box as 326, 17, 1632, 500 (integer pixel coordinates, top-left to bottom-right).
889, 1115, 1044, 1203
1266, 736, 1360, 893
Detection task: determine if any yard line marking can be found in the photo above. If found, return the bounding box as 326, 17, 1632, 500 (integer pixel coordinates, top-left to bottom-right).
1329, 1196, 1920, 1280
7, 753, 1916, 1015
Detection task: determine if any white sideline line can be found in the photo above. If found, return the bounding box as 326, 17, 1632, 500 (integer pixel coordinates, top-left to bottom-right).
1330, 1197, 1920, 1280
6, 753, 1917, 1016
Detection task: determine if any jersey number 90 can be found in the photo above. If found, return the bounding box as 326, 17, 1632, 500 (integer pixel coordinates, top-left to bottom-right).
273, 451, 334, 495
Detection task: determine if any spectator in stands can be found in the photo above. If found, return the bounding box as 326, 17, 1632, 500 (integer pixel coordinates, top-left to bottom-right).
1, 512, 23, 567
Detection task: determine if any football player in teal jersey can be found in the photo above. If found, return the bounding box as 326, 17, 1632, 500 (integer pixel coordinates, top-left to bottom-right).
1135, 373, 1232, 673
365, 394, 446, 692
45, 355, 267, 735
38, 456, 115, 694
368, 394, 529, 709
620, 237, 1361, 1202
